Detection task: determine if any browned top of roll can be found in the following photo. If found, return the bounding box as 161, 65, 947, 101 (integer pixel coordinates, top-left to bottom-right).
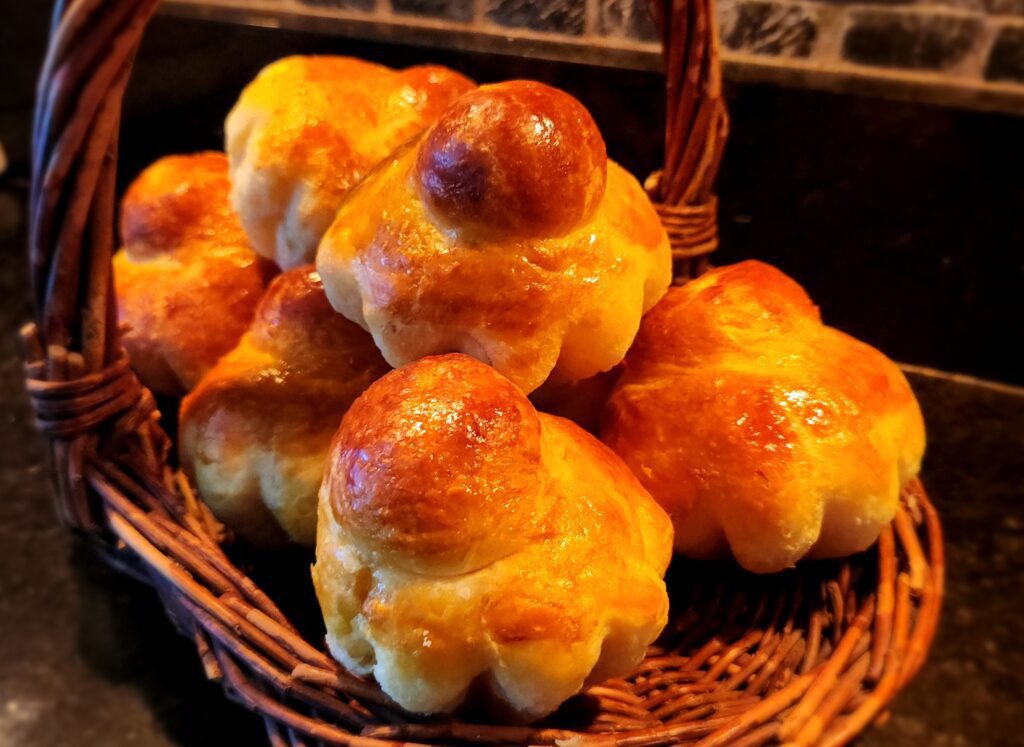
114, 152, 274, 395
120, 152, 242, 256
416, 80, 607, 238
326, 354, 547, 575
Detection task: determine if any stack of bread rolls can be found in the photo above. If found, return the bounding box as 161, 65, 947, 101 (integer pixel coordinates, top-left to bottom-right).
114, 55, 925, 720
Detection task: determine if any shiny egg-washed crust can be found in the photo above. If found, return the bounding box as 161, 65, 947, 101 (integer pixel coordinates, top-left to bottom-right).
602, 261, 926, 574
113, 152, 275, 396
180, 268, 390, 546
313, 354, 672, 718
226, 56, 475, 269
316, 81, 672, 395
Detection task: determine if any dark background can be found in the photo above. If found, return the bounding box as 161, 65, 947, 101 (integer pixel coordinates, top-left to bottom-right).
0, 3, 1022, 746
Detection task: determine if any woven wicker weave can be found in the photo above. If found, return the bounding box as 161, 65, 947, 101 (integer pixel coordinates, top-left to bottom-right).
24, 1, 943, 744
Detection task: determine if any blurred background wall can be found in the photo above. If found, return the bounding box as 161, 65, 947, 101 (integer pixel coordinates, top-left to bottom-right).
163, 0, 1024, 112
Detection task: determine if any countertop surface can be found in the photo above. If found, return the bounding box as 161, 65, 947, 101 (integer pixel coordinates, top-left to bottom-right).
1, 185, 1022, 746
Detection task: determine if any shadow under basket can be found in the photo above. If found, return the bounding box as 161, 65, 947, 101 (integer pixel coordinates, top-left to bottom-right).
25, 0, 943, 745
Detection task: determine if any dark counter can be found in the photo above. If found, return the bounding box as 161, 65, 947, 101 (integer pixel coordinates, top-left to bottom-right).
1, 187, 1023, 746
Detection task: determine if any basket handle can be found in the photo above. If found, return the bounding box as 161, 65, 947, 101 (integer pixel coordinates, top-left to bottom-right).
30, 0, 160, 369
647, 0, 730, 281
27, 0, 161, 528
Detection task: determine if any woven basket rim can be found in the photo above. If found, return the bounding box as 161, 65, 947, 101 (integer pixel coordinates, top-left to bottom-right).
24, 1, 943, 745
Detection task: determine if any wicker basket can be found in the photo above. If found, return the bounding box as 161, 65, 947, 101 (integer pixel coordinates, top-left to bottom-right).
24, 1, 943, 744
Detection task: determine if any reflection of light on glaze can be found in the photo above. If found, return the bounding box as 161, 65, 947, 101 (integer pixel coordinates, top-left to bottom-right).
530, 114, 555, 142
397, 85, 422, 107
2, 698, 45, 742
780, 388, 831, 427
266, 366, 285, 385
578, 234, 602, 285
805, 403, 828, 426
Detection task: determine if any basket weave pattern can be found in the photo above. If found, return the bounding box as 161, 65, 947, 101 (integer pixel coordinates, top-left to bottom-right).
25, 1, 943, 745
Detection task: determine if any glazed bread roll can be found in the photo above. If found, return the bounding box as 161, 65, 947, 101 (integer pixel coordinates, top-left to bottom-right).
316, 80, 672, 394
180, 268, 390, 545
114, 153, 275, 395
602, 261, 925, 574
226, 56, 474, 269
313, 354, 672, 718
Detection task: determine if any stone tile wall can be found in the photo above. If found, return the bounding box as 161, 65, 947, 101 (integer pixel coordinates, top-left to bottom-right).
162, 0, 1024, 112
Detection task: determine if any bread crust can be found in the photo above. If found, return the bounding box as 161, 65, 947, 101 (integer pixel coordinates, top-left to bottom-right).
602, 261, 926, 573
226, 56, 475, 269
313, 354, 672, 717
317, 81, 671, 394
114, 152, 274, 395
180, 267, 390, 545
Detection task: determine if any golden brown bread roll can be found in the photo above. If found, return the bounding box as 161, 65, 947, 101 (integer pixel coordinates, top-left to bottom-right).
226, 56, 475, 269
316, 80, 672, 395
180, 267, 390, 545
602, 261, 925, 574
114, 152, 275, 395
313, 354, 672, 718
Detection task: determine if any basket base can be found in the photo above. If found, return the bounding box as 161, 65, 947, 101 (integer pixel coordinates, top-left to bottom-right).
85, 437, 941, 747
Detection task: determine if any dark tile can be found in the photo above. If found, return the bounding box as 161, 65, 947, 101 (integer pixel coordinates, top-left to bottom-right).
985, 26, 1024, 81
600, 0, 659, 41
391, 0, 474, 21
721, 1, 817, 58
842, 11, 980, 70
485, 0, 586, 35
986, 0, 1024, 14
812, 0, 912, 5
934, 0, 989, 12
298, 0, 376, 11
934, 0, 1024, 11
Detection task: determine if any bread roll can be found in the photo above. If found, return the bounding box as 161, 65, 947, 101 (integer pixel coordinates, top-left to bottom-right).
316, 80, 671, 394
226, 56, 474, 269
313, 354, 672, 718
602, 261, 925, 573
114, 152, 275, 395
180, 268, 390, 545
